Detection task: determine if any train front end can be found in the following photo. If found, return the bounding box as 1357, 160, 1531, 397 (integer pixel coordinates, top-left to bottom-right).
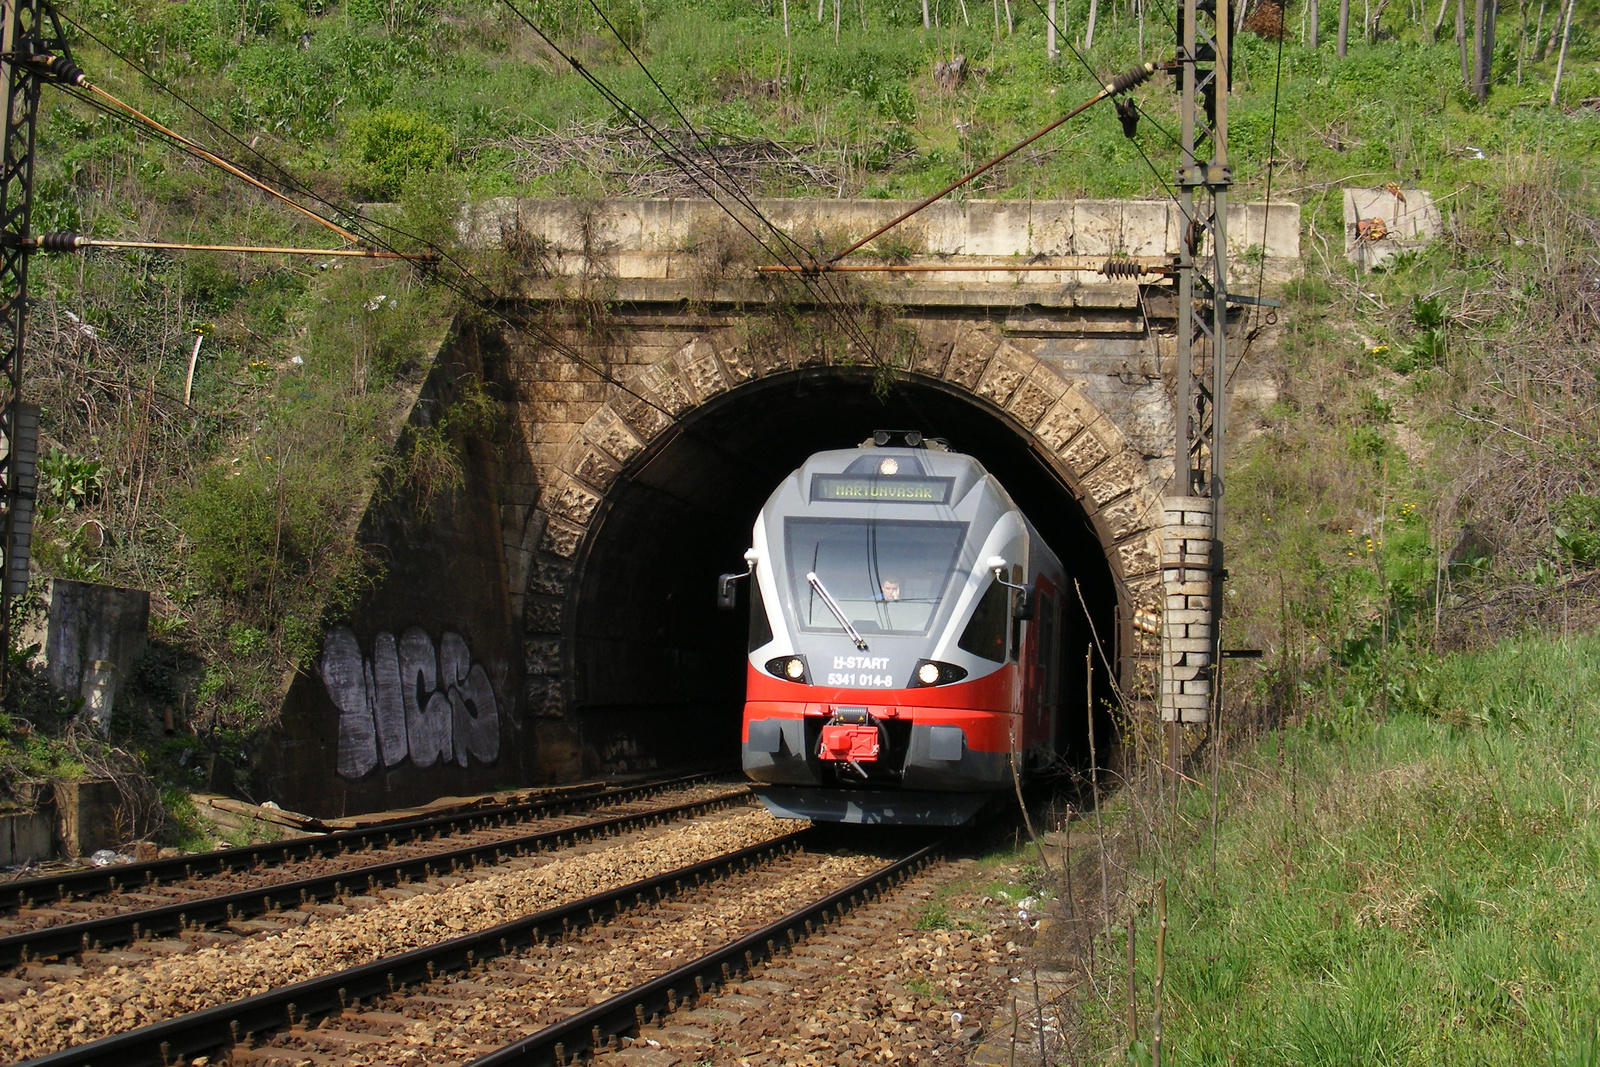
726, 441, 1040, 826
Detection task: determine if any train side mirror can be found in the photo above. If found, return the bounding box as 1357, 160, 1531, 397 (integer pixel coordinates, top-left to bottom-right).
1011, 584, 1037, 621
716, 572, 745, 611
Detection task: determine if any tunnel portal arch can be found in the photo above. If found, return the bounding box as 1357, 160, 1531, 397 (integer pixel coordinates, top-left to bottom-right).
520, 316, 1167, 778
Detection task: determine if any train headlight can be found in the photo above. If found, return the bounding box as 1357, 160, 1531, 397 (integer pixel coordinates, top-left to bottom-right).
765, 655, 810, 683
909, 660, 969, 687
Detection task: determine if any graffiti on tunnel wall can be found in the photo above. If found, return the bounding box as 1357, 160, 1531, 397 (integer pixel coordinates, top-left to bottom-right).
321, 627, 501, 780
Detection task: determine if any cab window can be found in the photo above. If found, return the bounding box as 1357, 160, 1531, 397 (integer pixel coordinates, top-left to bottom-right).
957, 579, 1009, 663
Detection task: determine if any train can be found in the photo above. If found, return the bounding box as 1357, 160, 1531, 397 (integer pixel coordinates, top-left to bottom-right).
718, 432, 1068, 825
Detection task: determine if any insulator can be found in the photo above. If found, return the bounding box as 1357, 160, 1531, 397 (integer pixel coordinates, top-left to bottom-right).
1101, 257, 1144, 279
33, 54, 86, 87
1104, 61, 1157, 97
38, 232, 83, 253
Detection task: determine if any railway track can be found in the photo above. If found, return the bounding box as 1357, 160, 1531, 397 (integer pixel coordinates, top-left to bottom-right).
7, 807, 946, 1067
0, 778, 744, 969
0, 774, 722, 911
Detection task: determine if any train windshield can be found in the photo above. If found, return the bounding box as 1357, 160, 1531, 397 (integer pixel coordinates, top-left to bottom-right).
785, 518, 967, 636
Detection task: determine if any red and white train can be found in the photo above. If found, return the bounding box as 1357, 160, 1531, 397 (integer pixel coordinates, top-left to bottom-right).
719, 433, 1067, 825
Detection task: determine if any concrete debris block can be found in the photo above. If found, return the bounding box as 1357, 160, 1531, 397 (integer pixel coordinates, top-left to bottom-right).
53, 778, 124, 858
0, 808, 54, 866
1344, 186, 1441, 268
933, 54, 968, 91
42, 578, 150, 733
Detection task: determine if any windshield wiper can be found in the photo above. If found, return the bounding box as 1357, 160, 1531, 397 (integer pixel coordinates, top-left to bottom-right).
806, 571, 868, 651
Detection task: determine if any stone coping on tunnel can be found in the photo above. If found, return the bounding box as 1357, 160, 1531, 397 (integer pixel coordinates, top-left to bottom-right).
462, 197, 1301, 287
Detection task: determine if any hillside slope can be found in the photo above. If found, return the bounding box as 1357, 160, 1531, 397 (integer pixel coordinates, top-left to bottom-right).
2, 0, 1595, 835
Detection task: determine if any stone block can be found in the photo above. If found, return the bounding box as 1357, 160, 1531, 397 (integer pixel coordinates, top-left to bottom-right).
1115, 534, 1161, 578
1164, 524, 1213, 540
539, 517, 586, 559
571, 445, 621, 491
584, 406, 644, 466
713, 331, 757, 384
0, 807, 54, 866
974, 344, 1032, 407
54, 778, 124, 857
43, 579, 150, 733
1343, 187, 1440, 269
675, 337, 728, 402
540, 478, 602, 526
1080, 450, 1144, 507
1165, 637, 1212, 653
1035, 400, 1088, 452
1165, 609, 1211, 626
1061, 427, 1111, 475
1007, 366, 1064, 427
1100, 494, 1153, 540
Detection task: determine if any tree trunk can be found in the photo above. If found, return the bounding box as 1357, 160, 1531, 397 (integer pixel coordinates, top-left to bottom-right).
922, 0, 931, 27
1531, 0, 1547, 59
1457, 0, 1470, 87
1311, 0, 1321, 47
1550, 0, 1574, 104
1515, 0, 1526, 83
1086, 0, 1098, 47
833, 0, 841, 39
1337, 0, 1350, 54
1048, 0, 1059, 56
1431, 0, 1451, 41
1472, 0, 1493, 101
783, 0, 790, 36
1004, 0, 1013, 34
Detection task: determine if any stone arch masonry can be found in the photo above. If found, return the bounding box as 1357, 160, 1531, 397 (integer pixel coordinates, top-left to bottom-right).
511, 317, 1172, 722
480, 196, 1299, 745
270, 197, 1298, 815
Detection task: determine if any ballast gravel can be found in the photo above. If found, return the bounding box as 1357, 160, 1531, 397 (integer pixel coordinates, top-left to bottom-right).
0, 806, 790, 1061
265, 851, 886, 1066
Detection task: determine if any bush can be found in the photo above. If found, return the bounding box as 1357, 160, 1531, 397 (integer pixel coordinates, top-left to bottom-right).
346, 109, 453, 200
178, 465, 280, 600
1553, 494, 1600, 568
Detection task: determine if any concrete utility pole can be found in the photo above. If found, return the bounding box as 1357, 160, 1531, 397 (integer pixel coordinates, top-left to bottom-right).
0, 0, 65, 688
1162, 0, 1232, 737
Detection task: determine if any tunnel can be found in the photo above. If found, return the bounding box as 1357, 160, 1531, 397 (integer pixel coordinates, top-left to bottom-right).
567, 368, 1124, 782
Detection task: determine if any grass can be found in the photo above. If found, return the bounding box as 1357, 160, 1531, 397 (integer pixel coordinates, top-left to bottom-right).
1071, 631, 1600, 1065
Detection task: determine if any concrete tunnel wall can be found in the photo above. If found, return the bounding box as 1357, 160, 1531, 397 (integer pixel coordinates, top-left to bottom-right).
262, 309, 1168, 819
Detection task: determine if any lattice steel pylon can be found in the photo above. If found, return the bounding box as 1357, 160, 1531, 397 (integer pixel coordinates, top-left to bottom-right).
1160, 0, 1231, 725
0, 0, 70, 689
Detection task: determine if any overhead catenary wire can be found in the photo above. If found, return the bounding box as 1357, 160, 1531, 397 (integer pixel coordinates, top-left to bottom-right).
51, 10, 489, 281
576, 0, 893, 334
30, 54, 364, 246
829, 60, 1166, 263
504, 0, 898, 375
33, 20, 689, 426
1019, 0, 1188, 180
1226, 5, 1285, 391
29, 234, 436, 261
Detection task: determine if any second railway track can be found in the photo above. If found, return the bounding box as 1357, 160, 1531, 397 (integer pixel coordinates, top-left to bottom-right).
0, 779, 746, 970
5, 805, 948, 1067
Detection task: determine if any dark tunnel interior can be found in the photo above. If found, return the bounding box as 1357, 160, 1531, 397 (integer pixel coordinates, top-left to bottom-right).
569, 369, 1122, 779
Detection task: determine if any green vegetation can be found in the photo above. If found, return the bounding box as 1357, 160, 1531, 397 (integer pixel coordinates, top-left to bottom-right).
1071, 633, 1600, 1066
0, 0, 1591, 881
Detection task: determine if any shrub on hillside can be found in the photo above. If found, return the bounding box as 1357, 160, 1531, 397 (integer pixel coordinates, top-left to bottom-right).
346, 109, 452, 201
